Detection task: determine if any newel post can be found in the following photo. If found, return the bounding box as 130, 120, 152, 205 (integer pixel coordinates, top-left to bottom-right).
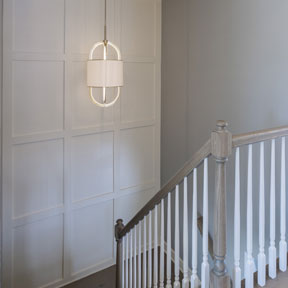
210, 120, 232, 288
115, 219, 125, 288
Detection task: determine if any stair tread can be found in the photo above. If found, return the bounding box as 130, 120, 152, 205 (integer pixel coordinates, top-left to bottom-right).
255, 270, 288, 288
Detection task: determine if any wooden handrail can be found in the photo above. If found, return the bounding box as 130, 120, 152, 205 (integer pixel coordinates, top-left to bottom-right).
233, 125, 288, 148
119, 139, 211, 238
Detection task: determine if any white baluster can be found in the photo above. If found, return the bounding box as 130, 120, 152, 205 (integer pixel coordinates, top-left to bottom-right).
139, 221, 142, 288
134, 227, 137, 287
258, 142, 266, 286
201, 158, 209, 288
182, 176, 189, 288
191, 168, 198, 288
269, 139, 276, 279
130, 232, 133, 288
280, 137, 287, 272
160, 199, 165, 288
126, 235, 129, 288
166, 192, 172, 288
245, 144, 254, 288
233, 147, 241, 288
174, 185, 180, 288
143, 216, 147, 288
154, 206, 158, 288
149, 211, 152, 288
122, 236, 125, 288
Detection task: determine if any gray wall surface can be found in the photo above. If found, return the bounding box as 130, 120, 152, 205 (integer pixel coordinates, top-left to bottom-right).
162, 0, 288, 278
161, 0, 189, 185
162, 0, 288, 183
187, 0, 288, 156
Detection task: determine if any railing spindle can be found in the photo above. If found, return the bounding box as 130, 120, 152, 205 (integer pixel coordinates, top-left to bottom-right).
233, 147, 241, 288
174, 185, 181, 288
144, 216, 147, 288
149, 211, 152, 288
134, 227, 137, 287
166, 192, 172, 288
154, 206, 158, 288
122, 236, 125, 288
191, 168, 198, 287
138, 222, 142, 288
126, 235, 129, 288
183, 176, 189, 287
160, 199, 165, 288
201, 158, 209, 288
245, 144, 254, 288
130, 232, 133, 288
280, 137, 287, 272
258, 141, 266, 286
269, 139, 276, 279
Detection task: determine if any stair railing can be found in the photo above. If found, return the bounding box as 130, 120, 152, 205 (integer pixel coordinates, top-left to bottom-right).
232, 125, 288, 288
115, 120, 230, 288
115, 121, 288, 288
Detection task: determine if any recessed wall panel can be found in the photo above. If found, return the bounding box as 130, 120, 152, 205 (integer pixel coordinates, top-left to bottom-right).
114, 188, 155, 223
68, 0, 115, 54
71, 132, 114, 202
71, 200, 114, 274
121, 0, 155, 58
121, 63, 155, 123
13, 0, 65, 52
120, 126, 155, 189
12, 61, 64, 136
13, 140, 64, 218
71, 61, 114, 129
13, 215, 64, 288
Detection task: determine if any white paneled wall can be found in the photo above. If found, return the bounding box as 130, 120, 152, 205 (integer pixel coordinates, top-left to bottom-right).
2, 0, 161, 287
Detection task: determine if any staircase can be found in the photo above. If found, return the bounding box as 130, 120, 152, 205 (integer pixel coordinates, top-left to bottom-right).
114, 121, 288, 288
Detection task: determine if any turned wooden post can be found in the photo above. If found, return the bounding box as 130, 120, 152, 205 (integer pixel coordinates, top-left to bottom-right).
115, 219, 124, 288
210, 120, 232, 288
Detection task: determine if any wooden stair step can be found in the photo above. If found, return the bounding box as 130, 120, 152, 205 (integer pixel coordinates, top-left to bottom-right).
255, 270, 288, 288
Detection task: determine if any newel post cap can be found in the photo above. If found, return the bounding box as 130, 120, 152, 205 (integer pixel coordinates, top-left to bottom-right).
115, 219, 125, 242
211, 120, 232, 159
216, 120, 228, 130
116, 219, 123, 226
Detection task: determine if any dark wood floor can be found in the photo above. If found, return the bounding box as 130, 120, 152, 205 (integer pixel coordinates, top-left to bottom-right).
63, 248, 180, 288
64, 266, 116, 288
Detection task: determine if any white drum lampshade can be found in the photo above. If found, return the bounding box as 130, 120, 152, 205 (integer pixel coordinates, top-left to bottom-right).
87, 60, 123, 88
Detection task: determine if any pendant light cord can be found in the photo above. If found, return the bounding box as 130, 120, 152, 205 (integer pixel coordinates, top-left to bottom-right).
104, 0, 107, 42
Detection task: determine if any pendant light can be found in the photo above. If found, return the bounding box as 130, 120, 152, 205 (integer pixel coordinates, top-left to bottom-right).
87, 0, 123, 107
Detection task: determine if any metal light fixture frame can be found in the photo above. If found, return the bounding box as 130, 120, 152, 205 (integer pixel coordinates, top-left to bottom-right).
87, 0, 123, 108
